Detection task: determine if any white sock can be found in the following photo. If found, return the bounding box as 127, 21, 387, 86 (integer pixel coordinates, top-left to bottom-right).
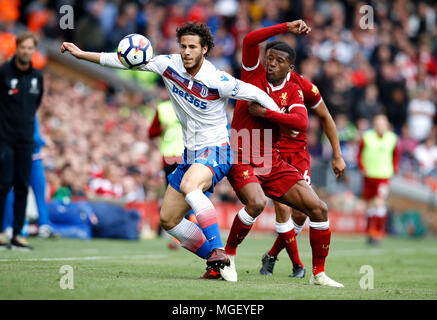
238, 207, 257, 226
185, 189, 213, 215
309, 220, 330, 230
376, 207, 387, 217
167, 219, 199, 243
275, 217, 294, 233
293, 220, 305, 235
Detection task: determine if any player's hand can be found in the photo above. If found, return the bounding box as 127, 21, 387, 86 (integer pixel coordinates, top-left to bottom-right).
61, 42, 84, 59
287, 20, 311, 35
280, 125, 299, 138
332, 156, 346, 178
248, 102, 267, 117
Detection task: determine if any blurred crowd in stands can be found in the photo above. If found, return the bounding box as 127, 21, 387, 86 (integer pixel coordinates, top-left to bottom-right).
1, 0, 437, 207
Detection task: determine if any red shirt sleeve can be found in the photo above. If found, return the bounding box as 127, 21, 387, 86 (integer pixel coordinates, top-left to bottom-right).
242, 23, 288, 70
393, 141, 400, 174
148, 109, 162, 138
357, 139, 365, 172
264, 84, 308, 131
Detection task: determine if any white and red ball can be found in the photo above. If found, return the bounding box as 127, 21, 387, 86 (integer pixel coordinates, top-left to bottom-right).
117, 34, 153, 69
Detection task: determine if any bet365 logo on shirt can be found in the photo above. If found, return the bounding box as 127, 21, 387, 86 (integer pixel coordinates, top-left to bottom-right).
172, 84, 207, 110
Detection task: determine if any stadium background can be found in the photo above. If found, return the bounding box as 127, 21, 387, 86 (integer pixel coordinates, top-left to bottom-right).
1, 0, 436, 238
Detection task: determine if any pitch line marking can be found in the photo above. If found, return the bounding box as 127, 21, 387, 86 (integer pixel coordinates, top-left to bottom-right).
0, 254, 168, 262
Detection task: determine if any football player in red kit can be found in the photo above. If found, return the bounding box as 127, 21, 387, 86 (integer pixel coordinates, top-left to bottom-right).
248, 24, 346, 279
219, 20, 344, 287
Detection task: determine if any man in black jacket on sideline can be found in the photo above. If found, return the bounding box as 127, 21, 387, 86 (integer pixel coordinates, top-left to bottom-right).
0, 31, 44, 251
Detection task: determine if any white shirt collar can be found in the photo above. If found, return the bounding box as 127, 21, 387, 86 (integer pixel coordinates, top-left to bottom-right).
267, 72, 291, 92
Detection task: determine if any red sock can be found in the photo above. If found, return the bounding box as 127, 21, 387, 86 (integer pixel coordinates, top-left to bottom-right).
367, 216, 378, 238
267, 235, 285, 258
225, 214, 252, 255
309, 227, 331, 275
376, 216, 386, 239
279, 229, 304, 268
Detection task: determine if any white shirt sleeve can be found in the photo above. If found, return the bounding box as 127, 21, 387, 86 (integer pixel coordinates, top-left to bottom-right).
217, 71, 280, 112
100, 52, 127, 69
99, 53, 170, 75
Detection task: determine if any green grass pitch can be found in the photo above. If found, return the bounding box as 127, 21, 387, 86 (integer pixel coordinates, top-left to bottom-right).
1, 234, 437, 300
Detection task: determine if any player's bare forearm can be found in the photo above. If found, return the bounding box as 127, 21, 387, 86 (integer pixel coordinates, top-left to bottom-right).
60, 42, 101, 64
314, 101, 346, 177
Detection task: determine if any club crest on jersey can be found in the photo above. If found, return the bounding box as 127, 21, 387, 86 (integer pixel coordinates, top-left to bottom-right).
8, 78, 19, 95
298, 89, 303, 100
30, 78, 39, 94
243, 170, 249, 179
200, 85, 208, 98
280, 92, 288, 106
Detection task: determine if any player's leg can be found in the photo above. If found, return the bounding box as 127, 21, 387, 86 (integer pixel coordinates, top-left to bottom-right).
0, 143, 14, 249
221, 180, 266, 282
160, 184, 212, 259
362, 177, 385, 245
375, 181, 389, 242
373, 195, 388, 242
279, 181, 343, 287
365, 198, 378, 244
180, 163, 226, 253
225, 182, 266, 256
291, 210, 307, 235
11, 145, 33, 250
260, 200, 305, 278
2, 190, 14, 236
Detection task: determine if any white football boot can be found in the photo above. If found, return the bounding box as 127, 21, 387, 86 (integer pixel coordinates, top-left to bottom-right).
220, 255, 238, 282
309, 272, 344, 287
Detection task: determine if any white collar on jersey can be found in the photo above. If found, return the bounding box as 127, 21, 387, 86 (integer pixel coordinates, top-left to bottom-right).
267, 72, 291, 93
180, 57, 209, 80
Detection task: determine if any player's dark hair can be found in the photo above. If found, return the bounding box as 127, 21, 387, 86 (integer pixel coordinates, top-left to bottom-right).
265, 41, 296, 65
176, 22, 215, 57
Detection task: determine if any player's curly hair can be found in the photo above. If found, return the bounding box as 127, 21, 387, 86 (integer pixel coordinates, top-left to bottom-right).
265, 41, 296, 65
176, 22, 215, 57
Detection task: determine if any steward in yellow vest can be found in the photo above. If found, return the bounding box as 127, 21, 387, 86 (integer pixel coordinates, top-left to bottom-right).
149, 100, 185, 175
357, 114, 400, 245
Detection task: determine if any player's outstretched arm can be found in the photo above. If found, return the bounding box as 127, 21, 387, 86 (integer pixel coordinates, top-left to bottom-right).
242, 20, 311, 69
61, 42, 128, 70
61, 42, 101, 64
313, 101, 346, 178
230, 80, 280, 112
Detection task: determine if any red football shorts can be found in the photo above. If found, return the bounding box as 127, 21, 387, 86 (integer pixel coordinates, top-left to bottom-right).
279, 149, 311, 185
362, 177, 390, 200
227, 151, 304, 201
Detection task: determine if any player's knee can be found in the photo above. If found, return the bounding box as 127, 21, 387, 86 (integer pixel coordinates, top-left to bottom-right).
159, 213, 178, 231
310, 200, 328, 221
245, 196, 266, 217
292, 211, 307, 226
179, 179, 195, 196
180, 177, 206, 196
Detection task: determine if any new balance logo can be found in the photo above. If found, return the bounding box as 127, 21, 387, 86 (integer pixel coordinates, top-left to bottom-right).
220, 74, 229, 81
285, 237, 295, 243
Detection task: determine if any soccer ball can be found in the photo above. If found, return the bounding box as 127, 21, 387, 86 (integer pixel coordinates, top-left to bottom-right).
117, 34, 153, 69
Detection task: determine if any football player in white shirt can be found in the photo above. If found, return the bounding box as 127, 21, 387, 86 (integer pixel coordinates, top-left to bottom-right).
61, 22, 289, 276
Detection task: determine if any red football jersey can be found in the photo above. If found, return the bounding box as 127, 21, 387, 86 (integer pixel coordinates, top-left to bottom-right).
231, 56, 307, 165
276, 72, 322, 153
